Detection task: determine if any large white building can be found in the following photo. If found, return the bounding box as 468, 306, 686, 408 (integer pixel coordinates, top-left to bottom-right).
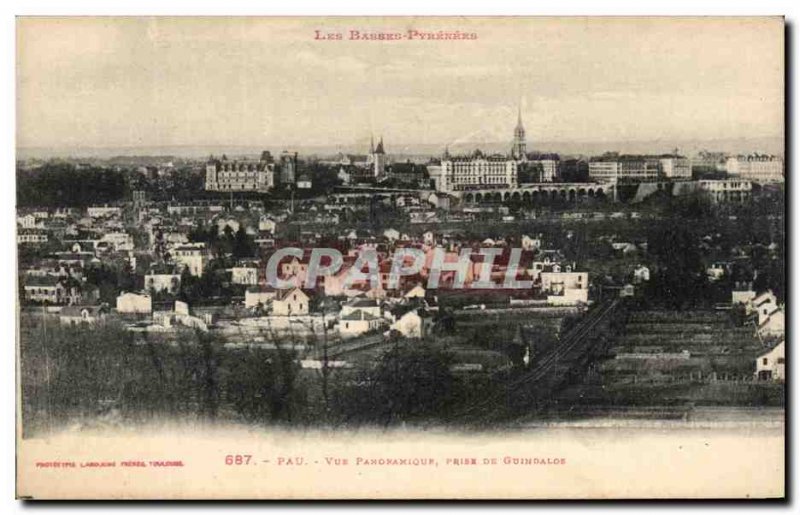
588, 154, 690, 183
437, 150, 519, 192
433, 110, 545, 192
586, 161, 620, 183
205, 152, 276, 192
588, 156, 666, 183
696, 179, 752, 202
170, 242, 208, 277
659, 156, 692, 179
725, 154, 784, 183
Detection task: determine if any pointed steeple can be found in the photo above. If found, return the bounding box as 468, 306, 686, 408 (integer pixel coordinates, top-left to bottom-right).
375, 136, 385, 154
512, 102, 527, 160
370, 135, 375, 154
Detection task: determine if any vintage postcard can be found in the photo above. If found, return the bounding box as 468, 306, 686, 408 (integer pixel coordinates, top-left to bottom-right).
15, 16, 785, 499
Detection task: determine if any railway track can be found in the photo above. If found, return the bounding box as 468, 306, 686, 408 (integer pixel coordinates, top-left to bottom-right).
313, 333, 386, 360
454, 298, 620, 422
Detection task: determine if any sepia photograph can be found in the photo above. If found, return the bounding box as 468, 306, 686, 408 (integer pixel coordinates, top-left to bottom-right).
13, 15, 786, 500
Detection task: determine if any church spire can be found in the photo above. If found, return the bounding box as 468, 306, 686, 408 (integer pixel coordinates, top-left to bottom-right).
512, 103, 527, 160
370, 135, 375, 154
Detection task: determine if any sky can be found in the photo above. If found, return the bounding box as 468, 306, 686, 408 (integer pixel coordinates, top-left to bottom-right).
17, 17, 784, 152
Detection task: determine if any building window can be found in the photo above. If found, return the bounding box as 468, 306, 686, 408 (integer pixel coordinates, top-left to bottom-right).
763, 358, 769, 365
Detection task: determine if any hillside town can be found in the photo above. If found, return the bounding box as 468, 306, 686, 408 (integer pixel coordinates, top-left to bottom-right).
17, 110, 785, 429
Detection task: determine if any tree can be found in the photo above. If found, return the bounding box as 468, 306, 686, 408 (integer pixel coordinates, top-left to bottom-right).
371, 343, 456, 423
17, 163, 127, 208
645, 222, 708, 309
178, 268, 200, 303
233, 226, 255, 259
517, 162, 544, 184
224, 346, 300, 423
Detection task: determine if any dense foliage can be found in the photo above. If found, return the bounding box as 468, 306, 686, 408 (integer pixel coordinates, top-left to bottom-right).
17, 164, 127, 207
19, 316, 473, 434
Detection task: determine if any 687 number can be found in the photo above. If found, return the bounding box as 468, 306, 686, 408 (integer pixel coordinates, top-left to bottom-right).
225, 454, 252, 465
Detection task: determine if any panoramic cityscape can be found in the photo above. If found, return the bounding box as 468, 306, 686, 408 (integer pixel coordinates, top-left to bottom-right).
13, 16, 785, 440
12, 14, 790, 502
16, 102, 786, 432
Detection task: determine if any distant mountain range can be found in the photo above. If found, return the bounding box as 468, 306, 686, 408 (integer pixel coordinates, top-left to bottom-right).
17, 136, 783, 162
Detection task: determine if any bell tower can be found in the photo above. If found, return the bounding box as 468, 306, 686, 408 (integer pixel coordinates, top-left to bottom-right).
372, 136, 386, 178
